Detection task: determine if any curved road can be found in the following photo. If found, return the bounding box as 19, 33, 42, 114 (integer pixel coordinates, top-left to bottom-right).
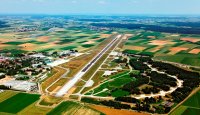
79, 62, 183, 100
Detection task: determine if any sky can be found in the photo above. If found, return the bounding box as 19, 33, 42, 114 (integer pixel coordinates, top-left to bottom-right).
0, 0, 200, 15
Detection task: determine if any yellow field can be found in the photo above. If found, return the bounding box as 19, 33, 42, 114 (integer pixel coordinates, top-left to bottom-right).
18, 102, 51, 115
149, 40, 175, 45
0, 90, 18, 103
123, 45, 146, 51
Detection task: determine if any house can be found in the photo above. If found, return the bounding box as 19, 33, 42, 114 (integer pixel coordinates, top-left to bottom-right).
58, 50, 71, 56
30, 53, 46, 58
162, 101, 174, 107
0, 57, 7, 62
0, 73, 5, 77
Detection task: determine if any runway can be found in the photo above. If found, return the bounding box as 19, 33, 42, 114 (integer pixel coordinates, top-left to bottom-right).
55, 35, 122, 97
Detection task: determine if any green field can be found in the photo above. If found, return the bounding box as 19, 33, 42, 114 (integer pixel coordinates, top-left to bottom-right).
0, 25, 110, 53
170, 90, 200, 115
108, 74, 136, 88
183, 91, 200, 108
111, 89, 130, 97
123, 30, 200, 66
86, 71, 136, 97
0, 93, 40, 114
82, 44, 95, 48
154, 53, 200, 66
47, 101, 103, 115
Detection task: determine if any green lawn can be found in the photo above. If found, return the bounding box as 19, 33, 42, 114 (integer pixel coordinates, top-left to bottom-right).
108, 75, 136, 88
111, 89, 129, 97
95, 91, 110, 97
92, 71, 134, 97
104, 71, 129, 81
0, 93, 40, 114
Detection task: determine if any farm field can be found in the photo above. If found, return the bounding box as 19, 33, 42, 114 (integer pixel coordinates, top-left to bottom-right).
0, 31, 108, 53
0, 90, 18, 103
0, 18, 111, 54
18, 102, 51, 115
89, 104, 149, 115
0, 15, 200, 115
47, 101, 103, 115
170, 90, 200, 115
0, 93, 40, 114
123, 30, 200, 66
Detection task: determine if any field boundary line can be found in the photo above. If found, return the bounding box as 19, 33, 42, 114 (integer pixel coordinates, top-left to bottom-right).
169, 87, 200, 114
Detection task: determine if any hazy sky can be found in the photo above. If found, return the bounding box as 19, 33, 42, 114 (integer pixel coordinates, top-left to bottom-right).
0, 0, 200, 15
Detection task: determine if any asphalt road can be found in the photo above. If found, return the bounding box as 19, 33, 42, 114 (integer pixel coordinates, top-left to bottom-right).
55, 34, 121, 97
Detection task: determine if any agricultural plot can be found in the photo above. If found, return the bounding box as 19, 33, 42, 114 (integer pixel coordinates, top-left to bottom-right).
123, 31, 200, 66
89, 104, 149, 115
18, 102, 51, 115
183, 90, 200, 108
47, 101, 102, 115
154, 54, 200, 66
0, 93, 40, 114
170, 90, 200, 115
0, 90, 18, 103
0, 21, 110, 53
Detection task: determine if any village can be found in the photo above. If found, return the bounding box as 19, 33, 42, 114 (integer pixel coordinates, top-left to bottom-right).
0, 49, 79, 92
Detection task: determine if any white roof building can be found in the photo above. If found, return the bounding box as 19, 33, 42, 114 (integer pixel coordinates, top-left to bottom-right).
3, 80, 38, 92
30, 53, 46, 58
0, 73, 5, 76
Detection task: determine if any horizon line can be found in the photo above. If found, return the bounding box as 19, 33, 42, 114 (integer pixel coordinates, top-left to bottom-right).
0, 13, 200, 17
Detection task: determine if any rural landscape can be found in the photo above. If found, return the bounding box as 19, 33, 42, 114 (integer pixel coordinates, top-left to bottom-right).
0, 0, 200, 115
